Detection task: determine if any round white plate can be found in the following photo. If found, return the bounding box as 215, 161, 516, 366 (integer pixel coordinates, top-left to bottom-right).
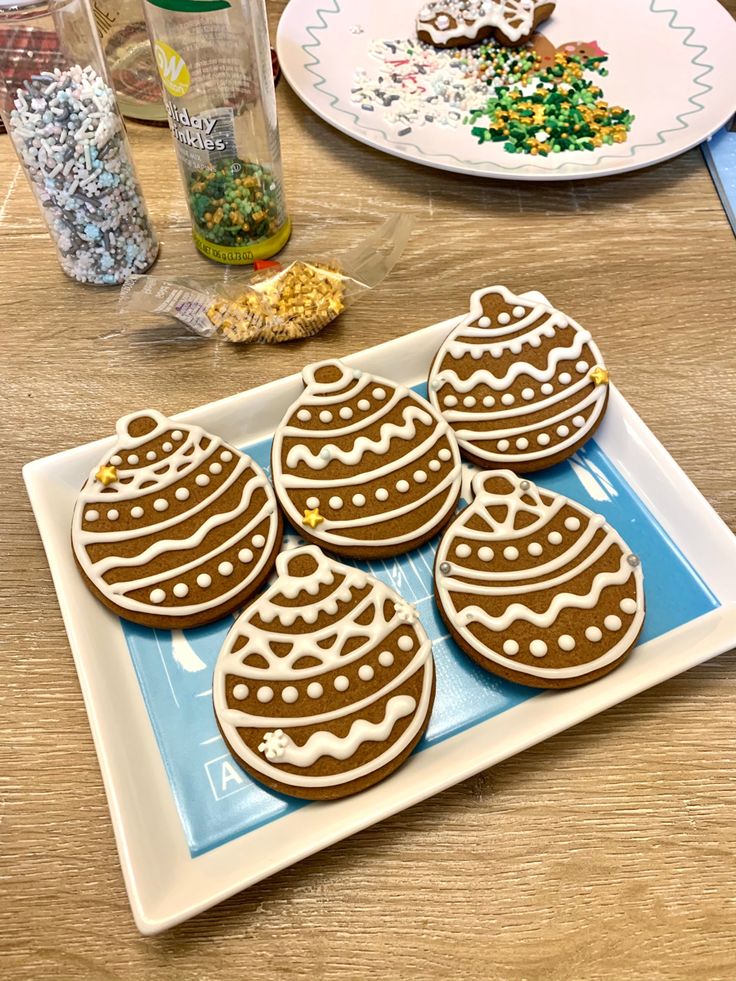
277, 0, 736, 180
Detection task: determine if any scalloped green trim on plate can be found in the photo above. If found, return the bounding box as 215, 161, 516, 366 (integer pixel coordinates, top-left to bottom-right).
301, 0, 715, 173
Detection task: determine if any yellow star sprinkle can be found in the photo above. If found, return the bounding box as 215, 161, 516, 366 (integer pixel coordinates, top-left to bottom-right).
589, 365, 609, 386
302, 507, 324, 529
95, 464, 118, 486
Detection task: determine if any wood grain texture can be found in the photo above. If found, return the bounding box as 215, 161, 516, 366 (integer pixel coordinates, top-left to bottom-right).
1, 1, 735, 977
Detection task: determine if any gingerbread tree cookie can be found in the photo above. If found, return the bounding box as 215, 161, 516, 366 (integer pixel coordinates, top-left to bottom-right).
417, 0, 556, 49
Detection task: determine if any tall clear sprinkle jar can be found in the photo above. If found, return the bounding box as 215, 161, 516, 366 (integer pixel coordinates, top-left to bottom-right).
0, 0, 159, 284
143, 0, 291, 265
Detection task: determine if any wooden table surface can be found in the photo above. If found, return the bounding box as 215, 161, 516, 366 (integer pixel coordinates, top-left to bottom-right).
2, 2, 735, 978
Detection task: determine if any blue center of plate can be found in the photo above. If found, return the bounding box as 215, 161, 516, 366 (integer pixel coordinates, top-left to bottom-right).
121, 384, 719, 857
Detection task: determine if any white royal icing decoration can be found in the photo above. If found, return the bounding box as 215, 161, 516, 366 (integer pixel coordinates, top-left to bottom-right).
71, 410, 280, 620
272, 360, 462, 554
434, 470, 645, 681
427, 286, 608, 468
213, 546, 434, 790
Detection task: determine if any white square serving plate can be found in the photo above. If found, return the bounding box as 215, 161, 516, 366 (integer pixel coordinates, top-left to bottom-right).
23, 317, 736, 934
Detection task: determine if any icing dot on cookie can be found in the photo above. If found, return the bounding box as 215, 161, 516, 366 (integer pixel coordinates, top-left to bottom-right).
221, 450, 233, 462
257, 686, 273, 703
558, 635, 576, 651
162, 442, 173, 453
127, 454, 139, 465
329, 496, 343, 510
150, 588, 166, 604
547, 531, 563, 545
373, 387, 386, 400
146, 451, 157, 461
478, 316, 491, 328
175, 487, 190, 502
232, 683, 249, 700
376, 488, 389, 502
339, 406, 353, 420
620, 597, 638, 615
497, 312, 511, 325
154, 498, 169, 512
576, 361, 589, 373
238, 548, 254, 563
527, 542, 543, 556
282, 686, 299, 703
482, 395, 495, 407
503, 639, 519, 656
378, 651, 394, 667
252, 534, 266, 548
463, 396, 476, 407
172, 431, 183, 441
131, 506, 144, 519
497, 439, 510, 452
196, 474, 210, 487
319, 410, 333, 423
604, 615, 622, 632
516, 437, 529, 450
428, 460, 441, 472
559, 372, 572, 385
173, 582, 189, 598
512, 306, 525, 318
110, 455, 122, 466
490, 346, 503, 359
455, 543, 472, 558
529, 640, 547, 658
438, 448, 452, 462
85, 510, 99, 522
357, 399, 370, 411
306, 496, 320, 509
297, 409, 311, 422
334, 675, 349, 692
352, 493, 366, 507
106, 509, 119, 521
197, 573, 212, 588
209, 462, 223, 475
413, 470, 427, 484
573, 415, 586, 428
557, 425, 570, 438
218, 561, 234, 576
444, 395, 458, 408
358, 665, 374, 682
521, 388, 535, 401
585, 626, 603, 642
479, 546, 494, 562
504, 546, 519, 561
541, 383, 554, 395
307, 682, 323, 699
501, 393, 515, 406
564, 516, 581, 531
537, 433, 551, 446
396, 480, 410, 493
398, 635, 414, 652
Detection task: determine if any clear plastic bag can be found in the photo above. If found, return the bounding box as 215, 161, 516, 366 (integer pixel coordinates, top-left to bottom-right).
119, 215, 413, 343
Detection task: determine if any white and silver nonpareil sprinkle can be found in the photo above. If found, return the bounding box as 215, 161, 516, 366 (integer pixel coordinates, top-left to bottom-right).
9, 64, 158, 285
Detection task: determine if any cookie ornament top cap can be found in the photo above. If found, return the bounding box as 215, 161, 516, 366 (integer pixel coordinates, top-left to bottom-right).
72, 408, 280, 626
435, 470, 645, 686
271, 358, 462, 557
213, 545, 434, 797
428, 285, 609, 472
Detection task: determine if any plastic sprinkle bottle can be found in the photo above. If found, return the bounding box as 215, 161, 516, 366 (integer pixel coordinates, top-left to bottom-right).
0, 0, 159, 285
143, 0, 291, 265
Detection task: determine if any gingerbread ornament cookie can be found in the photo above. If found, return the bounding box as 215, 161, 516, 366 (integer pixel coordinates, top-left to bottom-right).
213, 545, 435, 800
416, 0, 556, 49
271, 359, 462, 559
435, 471, 645, 689
72, 410, 282, 628
428, 286, 609, 472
